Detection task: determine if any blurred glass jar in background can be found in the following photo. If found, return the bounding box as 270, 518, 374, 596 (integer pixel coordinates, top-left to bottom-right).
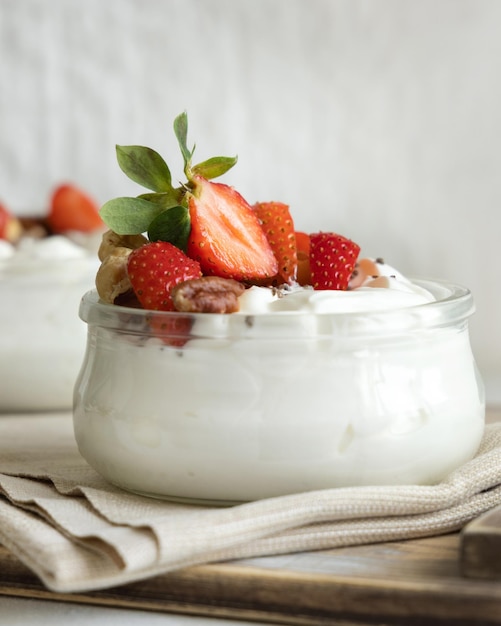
0, 234, 100, 412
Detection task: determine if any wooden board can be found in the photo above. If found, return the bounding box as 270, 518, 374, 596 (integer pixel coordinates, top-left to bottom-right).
461, 504, 501, 580
2, 533, 501, 625
459, 409, 501, 582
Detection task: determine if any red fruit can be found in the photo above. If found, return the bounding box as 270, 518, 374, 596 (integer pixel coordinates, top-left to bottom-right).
294, 231, 311, 286
48, 183, 103, 233
294, 231, 310, 255
309, 232, 360, 290
148, 314, 194, 348
127, 241, 202, 311
187, 176, 278, 281
0, 204, 10, 239
253, 201, 297, 285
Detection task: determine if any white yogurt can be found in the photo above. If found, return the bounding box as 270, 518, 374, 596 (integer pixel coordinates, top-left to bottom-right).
0, 236, 100, 412
74, 278, 485, 503
239, 278, 435, 315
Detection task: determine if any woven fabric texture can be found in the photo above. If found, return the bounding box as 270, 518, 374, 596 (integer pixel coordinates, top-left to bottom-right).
0, 414, 498, 593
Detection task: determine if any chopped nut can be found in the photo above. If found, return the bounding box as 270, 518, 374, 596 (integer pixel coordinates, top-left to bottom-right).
365, 275, 391, 289
171, 276, 246, 314
95, 246, 134, 303
98, 229, 148, 261
18, 216, 49, 240
4, 216, 23, 243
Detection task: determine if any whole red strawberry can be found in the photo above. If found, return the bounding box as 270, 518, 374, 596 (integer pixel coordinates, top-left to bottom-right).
187, 176, 278, 281
309, 232, 360, 290
253, 201, 297, 285
48, 183, 103, 233
127, 241, 202, 311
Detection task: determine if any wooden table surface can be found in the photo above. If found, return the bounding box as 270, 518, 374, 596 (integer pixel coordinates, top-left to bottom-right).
1, 533, 500, 625
1, 408, 500, 626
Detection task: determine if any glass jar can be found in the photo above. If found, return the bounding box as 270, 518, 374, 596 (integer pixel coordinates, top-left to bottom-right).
74, 279, 485, 504
0, 255, 99, 412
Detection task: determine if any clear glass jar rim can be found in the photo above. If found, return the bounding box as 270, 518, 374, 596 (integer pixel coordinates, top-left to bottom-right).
79, 278, 475, 339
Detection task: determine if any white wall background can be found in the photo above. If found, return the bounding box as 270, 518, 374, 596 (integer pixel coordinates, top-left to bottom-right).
1, 0, 500, 403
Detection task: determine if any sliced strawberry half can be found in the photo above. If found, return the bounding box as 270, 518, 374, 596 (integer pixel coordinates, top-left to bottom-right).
48, 183, 103, 233
253, 201, 297, 285
309, 232, 360, 290
186, 176, 278, 281
127, 241, 202, 311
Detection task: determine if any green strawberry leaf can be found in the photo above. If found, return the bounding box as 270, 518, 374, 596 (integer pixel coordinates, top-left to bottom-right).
147, 205, 191, 250
116, 145, 173, 192
192, 155, 238, 180
173, 112, 194, 171
102, 112, 238, 249
100, 197, 165, 234
138, 189, 184, 208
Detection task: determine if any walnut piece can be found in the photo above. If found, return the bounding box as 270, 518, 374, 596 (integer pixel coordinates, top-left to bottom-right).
98, 229, 148, 261
171, 276, 246, 314
95, 247, 134, 303
96, 230, 149, 303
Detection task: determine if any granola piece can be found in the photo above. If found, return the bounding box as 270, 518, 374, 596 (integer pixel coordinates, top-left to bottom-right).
98, 229, 147, 261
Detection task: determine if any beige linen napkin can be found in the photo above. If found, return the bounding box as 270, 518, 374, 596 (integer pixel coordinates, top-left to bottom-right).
0, 413, 500, 593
